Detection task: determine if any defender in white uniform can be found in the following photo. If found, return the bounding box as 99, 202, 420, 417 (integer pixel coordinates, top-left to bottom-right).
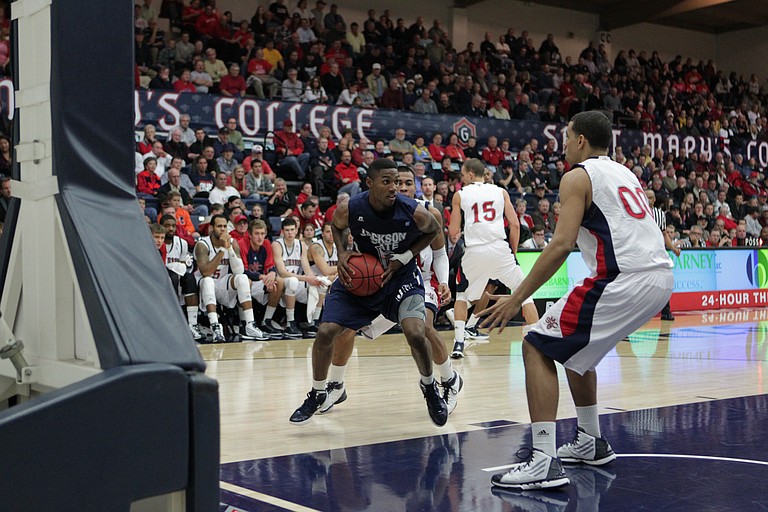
448, 159, 540, 333
481, 111, 674, 491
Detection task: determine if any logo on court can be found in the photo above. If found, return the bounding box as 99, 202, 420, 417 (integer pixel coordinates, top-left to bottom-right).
545, 317, 558, 330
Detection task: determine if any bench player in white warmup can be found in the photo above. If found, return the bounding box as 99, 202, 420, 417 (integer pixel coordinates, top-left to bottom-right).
194, 214, 269, 342
481, 111, 674, 490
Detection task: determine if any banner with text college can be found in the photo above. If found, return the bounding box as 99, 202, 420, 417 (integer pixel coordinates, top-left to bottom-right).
130, 89, 768, 166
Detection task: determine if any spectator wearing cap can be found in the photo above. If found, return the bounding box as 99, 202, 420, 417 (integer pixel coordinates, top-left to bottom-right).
217, 144, 240, 175
243, 145, 275, 180
402, 79, 418, 109
208, 171, 241, 206
366, 63, 386, 99
229, 213, 251, 245
274, 119, 310, 179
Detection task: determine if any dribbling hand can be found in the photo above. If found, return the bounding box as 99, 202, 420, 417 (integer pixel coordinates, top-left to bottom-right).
337, 250, 362, 288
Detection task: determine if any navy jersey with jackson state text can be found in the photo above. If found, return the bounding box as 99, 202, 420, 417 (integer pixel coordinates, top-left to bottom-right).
348, 192, 424, 276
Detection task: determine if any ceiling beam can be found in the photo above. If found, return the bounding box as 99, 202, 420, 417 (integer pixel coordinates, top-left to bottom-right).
601, 0, 737, 31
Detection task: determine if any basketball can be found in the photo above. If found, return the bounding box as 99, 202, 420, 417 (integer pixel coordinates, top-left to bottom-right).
345, 253, 385, 296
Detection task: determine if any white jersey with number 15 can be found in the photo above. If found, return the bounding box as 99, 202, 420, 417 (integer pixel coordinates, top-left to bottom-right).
460, 182, 507, 247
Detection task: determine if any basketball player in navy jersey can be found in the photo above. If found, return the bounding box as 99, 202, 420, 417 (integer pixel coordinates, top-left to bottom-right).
289, 158, 449, 426
314, 166, 463, 417
481, 111, 674, 490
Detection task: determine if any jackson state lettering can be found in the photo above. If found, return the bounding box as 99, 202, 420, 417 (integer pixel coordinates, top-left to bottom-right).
359, 228, 407, 252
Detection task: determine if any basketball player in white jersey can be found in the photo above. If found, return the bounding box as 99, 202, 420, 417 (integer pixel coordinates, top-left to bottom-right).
306, 223, 338, 332
481, 111, 674, 490
317, 166, 464, 415
158, 215, 203, 341
448, 158, 540, 344
194, 214, 269, 342
273, 216, 325, 338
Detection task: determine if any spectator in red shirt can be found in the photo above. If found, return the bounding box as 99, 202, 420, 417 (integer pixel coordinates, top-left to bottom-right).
243, 145, 275, 179
220, 63, 246, 97
174, 69, 198, 93
292, 196, 324, 233
274, 119, 310, 180
428, 133, 445, 162
229, 214, 250, 245
246, 47, 279, 99
324, 192, 350, 224
481, 136, 504, 167
137, 157, 162, 197
195, 4, 220, 39
334, 150, 361, 196
444, 132, 466, 162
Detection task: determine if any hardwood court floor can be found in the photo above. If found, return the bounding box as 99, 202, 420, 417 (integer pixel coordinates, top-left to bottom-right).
200, 308, 768, 511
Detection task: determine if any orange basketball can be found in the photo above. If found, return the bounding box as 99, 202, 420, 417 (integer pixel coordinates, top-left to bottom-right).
345, 253, 385, 296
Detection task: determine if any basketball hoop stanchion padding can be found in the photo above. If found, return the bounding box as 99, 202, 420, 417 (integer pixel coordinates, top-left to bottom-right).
0, 1, 219, 510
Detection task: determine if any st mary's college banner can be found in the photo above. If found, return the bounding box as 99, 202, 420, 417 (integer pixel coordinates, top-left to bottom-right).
131, 89, 768, 167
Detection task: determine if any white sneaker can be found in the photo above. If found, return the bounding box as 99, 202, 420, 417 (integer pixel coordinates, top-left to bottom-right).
318, 381, 347, 414
557, 427, 616, 466
211, 323, 225, 343
189, 324, 204, 341
446, 308, 455, 327
242, 321, 270, 341
491, 448, 570, 490
441, 370, 463, 414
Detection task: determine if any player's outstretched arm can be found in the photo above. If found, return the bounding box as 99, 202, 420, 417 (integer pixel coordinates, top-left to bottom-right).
480, 168, 590, 332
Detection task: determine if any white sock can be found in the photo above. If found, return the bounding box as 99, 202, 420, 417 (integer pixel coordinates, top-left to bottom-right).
207, 312, 219, 325
328, 364, 347, 383
436, 360, 454, 382
532, 421, 557, 457
454, 321, 466, 342
243, 308, 254, 323
466, 313, 479, 328
313, 307, 322, 321
312, 379, 326, 392
576, 405, 601, 438
287, 308, 295, 322
420, 374, 433, 385
186, 306, 198, 326
264, 306, 276, 321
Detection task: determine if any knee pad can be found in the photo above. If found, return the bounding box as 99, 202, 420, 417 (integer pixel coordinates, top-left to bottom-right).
234, 274, 251, 304
456, 292, 467, 302
285, 276, 299, 296
199, 277, 215, 307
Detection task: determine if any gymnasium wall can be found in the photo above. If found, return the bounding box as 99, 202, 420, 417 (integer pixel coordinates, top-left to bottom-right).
215, 0, 766, 80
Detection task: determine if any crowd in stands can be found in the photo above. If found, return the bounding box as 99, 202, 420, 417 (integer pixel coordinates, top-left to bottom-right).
133, 0, 768, 253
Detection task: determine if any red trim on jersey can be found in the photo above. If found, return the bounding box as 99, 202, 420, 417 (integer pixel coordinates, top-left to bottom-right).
560, 276, 597, 337
591, 229, 608, 279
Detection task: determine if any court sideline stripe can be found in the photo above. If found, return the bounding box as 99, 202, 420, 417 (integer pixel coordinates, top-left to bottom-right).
481, 453, 768, 472
220, 481, 322, 512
